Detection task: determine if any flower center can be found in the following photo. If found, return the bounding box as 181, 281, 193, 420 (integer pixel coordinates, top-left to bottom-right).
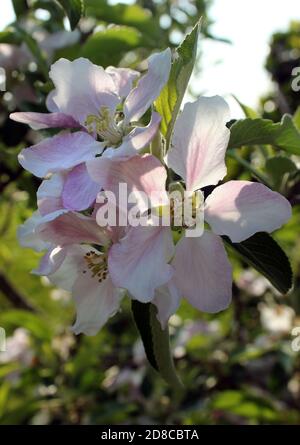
169, 190, 204, 230
85, 106, 124, 146
83, 251, 108, 283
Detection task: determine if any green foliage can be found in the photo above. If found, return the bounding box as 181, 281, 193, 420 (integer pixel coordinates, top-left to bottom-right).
12, 0, 28, 17
229, 115, 300, 155
56, 0, 85, 30
131, 301, 183, 391
265, 156, 297, 190
155, 22, 200, 150
0, 28, 22, 44
85, 0, 161, 43
224, 232, 293, 295
81, 26, 145, 67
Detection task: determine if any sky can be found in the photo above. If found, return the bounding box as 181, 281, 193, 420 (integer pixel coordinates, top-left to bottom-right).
1, 0, 300, 118
195, 0, 300, 116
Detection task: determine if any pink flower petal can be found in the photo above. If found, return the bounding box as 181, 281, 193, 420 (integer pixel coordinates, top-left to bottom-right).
72, 274, 123, 336
62, 163, 100, 211
49, 58, 119, 125
37, 173, 65, 215
47, 245, 89, 291
205, 181, 292, 242
17, 211, 56, 252
33, 246, 67, 276
108, 225, 174, 302
106, 66, 139, 98
37, 212, 110, 246
172, 231, 232, 313
124, 48, 171, 122
166, 96, 230, 191
18, 131, 102, 178
153, 280, 180, 329
88, 153, 168, 215
10, 111, 79, 130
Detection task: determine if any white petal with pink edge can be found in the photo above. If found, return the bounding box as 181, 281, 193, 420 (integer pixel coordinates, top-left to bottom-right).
166, 96, 230, 191
205, 180, 292, 243
106, 66, 139, 98
37, 173, 65, 216
62, 163, 100, 211
172, 231, 232, 313
153, 280, 181, 329
18, 131, 102, 178
72, 274, 124, 336
10, 111, 79, 130
108, 225, 174, 303
88, 153, 168, 215
124, 48, 172, 122
49, 58, 119, 125
37, 212, 110, 247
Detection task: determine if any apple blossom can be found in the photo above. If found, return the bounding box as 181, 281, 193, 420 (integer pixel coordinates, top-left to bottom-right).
93, 96, 291, 315
10, 49, 172, 212
18, 205, 178, 334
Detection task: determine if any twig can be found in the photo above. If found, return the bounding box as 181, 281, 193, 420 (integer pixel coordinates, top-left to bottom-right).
0, 271, 36, 312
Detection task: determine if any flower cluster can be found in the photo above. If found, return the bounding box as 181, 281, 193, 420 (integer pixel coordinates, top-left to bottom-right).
11, 49, 292, 335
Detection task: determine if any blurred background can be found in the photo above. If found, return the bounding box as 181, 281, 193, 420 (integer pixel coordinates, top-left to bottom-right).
0, 0, 300, 425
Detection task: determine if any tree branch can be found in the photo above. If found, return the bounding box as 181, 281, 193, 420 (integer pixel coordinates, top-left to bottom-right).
0, 271, 36, 312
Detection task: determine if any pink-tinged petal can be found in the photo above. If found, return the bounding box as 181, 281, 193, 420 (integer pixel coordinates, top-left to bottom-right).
108, 225, 174, 302
124, 48, 172, 122
106, 66, 139, 98
18, 131, 102, 177
153, 280, 180, 329
37, 173, 65, 215
17, 211, 55, 252
205, 180, 292, 243
48, 245, 89, 291
10, 111, 79, 130
49, 58, 119, 124
93, 200, 128, 243
72, 274, 124, 335
104, 112, 161, 158
37, 212, 110, 246
33, 246, 67, 276
166, 96, 230, 191
88, 153, 168, 214
172, 231, 232, 313
62, 163, 100, 211
46, 90, 58, 112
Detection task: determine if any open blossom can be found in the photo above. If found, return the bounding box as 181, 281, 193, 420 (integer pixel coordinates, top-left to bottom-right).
18, 186, 178, 334
89, 96, 292, 315
10, 49, 172, 213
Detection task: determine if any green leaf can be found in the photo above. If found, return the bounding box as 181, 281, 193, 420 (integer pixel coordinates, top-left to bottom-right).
12, 0, 28, 17
85, 0, 161, 42
155, 21, 200, 150
0, 28, 21, 44
293, 106, 300, 131
228, 115, 300, 155
80, 26, 144, 67
265, 156, 297, 190
233, 96, 259, 119
56, 0, 84, 30
224, 232, 293, 294
131, 301, 183, 390
211, 390, 278, 422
